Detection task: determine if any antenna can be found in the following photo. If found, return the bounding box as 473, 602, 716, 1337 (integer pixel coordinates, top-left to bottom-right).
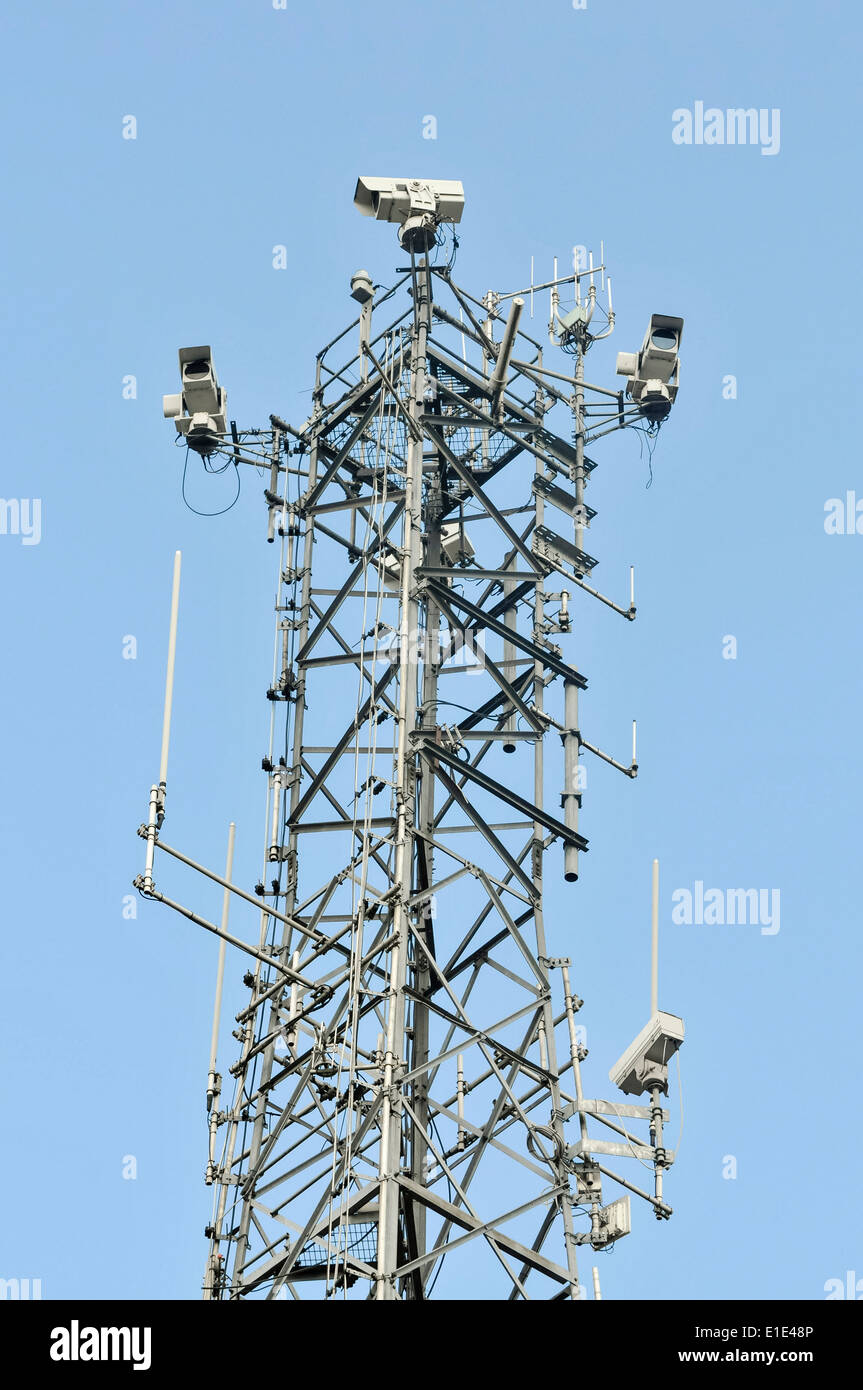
159, 549, 182, 792
488, 296, 524, 416
142, 550, 181, 893
651, 857, 660, 1015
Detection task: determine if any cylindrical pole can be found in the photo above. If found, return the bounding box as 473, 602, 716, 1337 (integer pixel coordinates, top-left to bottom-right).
287, 950, 301, 1053
158, 550, 182, 792
651, 858, 659, 1016
489, 296, 524, 409
561, 964, 587, 1141
144, 551, 182, 892
502, 560, 517, 753
266, 428, 281, 543
207, 824, 235, 1106
592, 1265, 602, 1301
359, 299, 373, 381
574, 343, 586, 561
376, 254, 431, 1299
142, 784, 159, 893
549, 257, 559, 343
268, 767, 285, 862
563, 681, 580, 881
650, 1083, 666, 1213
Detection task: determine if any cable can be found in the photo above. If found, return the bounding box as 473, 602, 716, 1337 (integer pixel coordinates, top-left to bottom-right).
181, 449, 241, 516
630, 418, 662, 488
424, 1115, 456, 1296
601, 1095, 656, 1172
203, 454, 233, 475
668, 1052, 685, 1161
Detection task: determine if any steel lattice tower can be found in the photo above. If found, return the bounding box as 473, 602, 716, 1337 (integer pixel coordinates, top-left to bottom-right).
137, 179, 685, 1301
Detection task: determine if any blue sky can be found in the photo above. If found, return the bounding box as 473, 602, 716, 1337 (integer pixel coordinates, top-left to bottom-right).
2, 0, 861, 1301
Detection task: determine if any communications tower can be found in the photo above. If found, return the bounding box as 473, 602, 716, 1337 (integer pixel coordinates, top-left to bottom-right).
136, 177, 686, 1300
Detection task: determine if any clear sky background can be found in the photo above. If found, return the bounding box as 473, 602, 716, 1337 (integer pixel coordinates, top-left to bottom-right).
2, 0, 861, 1301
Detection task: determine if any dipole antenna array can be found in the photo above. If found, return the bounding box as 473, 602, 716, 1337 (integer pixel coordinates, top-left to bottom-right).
136, 177, 685, 1301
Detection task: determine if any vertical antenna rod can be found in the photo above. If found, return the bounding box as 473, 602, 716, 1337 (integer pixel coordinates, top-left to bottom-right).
143, 549, 182, 893
651, 857, 660, 1015
159, 549, 182, 790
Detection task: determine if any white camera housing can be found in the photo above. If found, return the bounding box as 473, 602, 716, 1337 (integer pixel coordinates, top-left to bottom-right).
616, 314, 683, 422
637, 314, 683, 383
163, 346, 227, 451
440, 522, 475, 568
615, 351, 638, 377
354, 177, 464, 252
609, 1010, 684, 1096
354, 176, 464, 223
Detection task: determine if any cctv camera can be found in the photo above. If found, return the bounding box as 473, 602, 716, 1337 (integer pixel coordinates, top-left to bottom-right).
163, 346, 227, 455
638, 315, 683, 384
354, 177, 464, 252
440, 522, 475, 569
180, 349, 222, 417
616, 314, 683, 422
609, 1011, 684, 1096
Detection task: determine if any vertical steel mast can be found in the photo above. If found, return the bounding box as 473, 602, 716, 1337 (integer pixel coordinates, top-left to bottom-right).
138, 178, 686, 1300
